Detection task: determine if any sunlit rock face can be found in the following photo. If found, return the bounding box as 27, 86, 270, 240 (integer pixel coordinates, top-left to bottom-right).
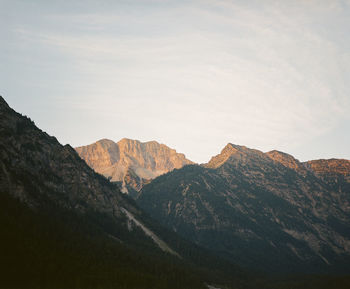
266, 150, 309, 175
305, 159, 350, 179
304, 159, 350, 213
0, 95, 184, 258
138, 143, 350, 274
75, 138, 193, 193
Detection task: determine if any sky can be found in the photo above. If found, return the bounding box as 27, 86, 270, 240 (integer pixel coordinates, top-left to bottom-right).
1, 0, 350, 163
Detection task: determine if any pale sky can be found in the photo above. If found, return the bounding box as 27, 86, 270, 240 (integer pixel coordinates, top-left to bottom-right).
1, 0, 350, 163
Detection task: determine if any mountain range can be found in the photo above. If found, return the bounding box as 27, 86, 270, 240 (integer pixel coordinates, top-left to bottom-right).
138, 144, 350, 273
76, 138, 350, 274
0, 96, 256, 289
2, 94, 350, 289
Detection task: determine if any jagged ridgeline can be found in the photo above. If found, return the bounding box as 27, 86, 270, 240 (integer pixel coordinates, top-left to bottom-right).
2, 94, 350, 289
137, 143, 350, 274
0, 96, 258, 289
75, 138, 193, 196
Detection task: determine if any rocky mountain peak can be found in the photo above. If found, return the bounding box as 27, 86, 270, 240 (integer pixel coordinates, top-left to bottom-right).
76, 138, 120, 170
305, 159, 350, 177
223, 143, 241, 152
97, 138, 116, 146
76, 138, 193, 193
205, 143, 266, 169
305, 159, 350, 189
117, 137, 140, 148
205, 143, 239, 169
266, 150, 308, 175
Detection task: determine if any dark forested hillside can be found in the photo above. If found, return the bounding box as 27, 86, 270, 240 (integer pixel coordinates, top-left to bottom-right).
0, 96, 255, 289
0, 191, 206, 289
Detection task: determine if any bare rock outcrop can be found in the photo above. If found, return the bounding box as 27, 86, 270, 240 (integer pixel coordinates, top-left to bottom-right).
76, 138, 193, 193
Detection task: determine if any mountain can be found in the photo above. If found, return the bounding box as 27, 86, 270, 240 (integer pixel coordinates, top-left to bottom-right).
2, 95, 350, 289
305, 159, 350, 209
137, 143, 350, 274
75, 138, 193, 195
306, 159, 350, 178
0, 96, 258, 289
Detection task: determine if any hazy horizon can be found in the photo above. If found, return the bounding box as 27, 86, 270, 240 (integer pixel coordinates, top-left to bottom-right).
2, 0, 350, 163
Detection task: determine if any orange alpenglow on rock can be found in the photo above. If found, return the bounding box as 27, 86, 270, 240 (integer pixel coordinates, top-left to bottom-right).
75, 138, 193, 193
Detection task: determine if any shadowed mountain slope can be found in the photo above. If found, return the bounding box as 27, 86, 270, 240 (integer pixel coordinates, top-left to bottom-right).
138, 143, 350, 274
0, 96, 259, 289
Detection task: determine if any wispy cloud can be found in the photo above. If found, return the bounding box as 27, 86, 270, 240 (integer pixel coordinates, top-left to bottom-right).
4, 0, 350, 162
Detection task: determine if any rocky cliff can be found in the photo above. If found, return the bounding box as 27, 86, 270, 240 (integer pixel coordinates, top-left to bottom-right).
0, 96, 181, 255
137, 143, 350, 274
305, 159, 350, 182
305, 159, 350, 213
0, 96, 255, 289
75, 138, 193, 193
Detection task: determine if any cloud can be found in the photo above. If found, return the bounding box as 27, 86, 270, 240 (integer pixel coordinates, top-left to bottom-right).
8, 0, 350, 162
